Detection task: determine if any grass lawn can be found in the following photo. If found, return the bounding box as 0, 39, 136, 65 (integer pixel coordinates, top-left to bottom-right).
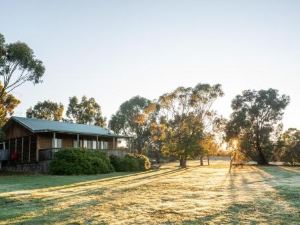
0, 160, 299, 225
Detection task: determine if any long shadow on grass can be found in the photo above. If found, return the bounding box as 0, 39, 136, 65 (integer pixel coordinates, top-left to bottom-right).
0, 169, 166, 194
0, 165, 191, 194
6, 166, 299, 225
0, 172, 131, 193
0, 167, 192, 224
31, 167, 188, 204
180, 200, 298, 225
4, 197, 111, 225
37, 167, 186, 195
181, 167, 299, 225
256, 166, 300, 209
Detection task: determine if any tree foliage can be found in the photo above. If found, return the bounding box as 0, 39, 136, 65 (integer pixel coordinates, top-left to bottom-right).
277, 128, 300, 166
66, 96, 106, 126
226, 89, 290, 165
26, 100, 64, 121
148, 84, 224, 167
0, 33, 45, 98
0, 82, 20, 128
146, 112, 168, 163
201, 134, 219, 157
109, 96, 151, 153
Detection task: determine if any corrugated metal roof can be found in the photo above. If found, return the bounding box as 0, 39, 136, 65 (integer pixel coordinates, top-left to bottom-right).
9, 117, 124, 137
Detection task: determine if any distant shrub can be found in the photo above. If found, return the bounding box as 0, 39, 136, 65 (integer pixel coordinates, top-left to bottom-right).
50, 148, 114, 175
110, 153, 151, 172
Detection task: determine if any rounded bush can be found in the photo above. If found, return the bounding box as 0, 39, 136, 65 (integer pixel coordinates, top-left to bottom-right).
50, 148, 114, 175
110, 153, 151, 172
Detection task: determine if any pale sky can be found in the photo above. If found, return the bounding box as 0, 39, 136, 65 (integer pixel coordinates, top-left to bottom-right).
1, 0, 299, 129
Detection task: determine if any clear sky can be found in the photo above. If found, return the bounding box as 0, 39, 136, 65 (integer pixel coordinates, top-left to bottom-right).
1, 0, 299, 129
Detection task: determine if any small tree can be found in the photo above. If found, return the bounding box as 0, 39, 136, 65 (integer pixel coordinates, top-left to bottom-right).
152, 84, 224, 168
26, 100, 64, 121
109, 96, 152, 154
200, 134, 219, 166
163, 114, 204, 168
66, 96, 106, 126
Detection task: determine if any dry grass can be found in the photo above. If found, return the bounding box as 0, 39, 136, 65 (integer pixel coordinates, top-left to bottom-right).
0, 159, 299, 225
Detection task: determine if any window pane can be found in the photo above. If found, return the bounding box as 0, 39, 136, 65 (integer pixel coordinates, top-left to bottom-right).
103, 141, 108, 149
83, 140, 88, 148
92, 141, 97, 149
55, 139, 62, 148
73, 140, 78, 148
87, 140, 93, 149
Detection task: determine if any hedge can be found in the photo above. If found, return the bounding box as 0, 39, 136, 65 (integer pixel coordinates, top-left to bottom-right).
49, 148, 114, 175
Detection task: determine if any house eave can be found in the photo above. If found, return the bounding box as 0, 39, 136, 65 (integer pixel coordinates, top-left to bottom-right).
33, 130, 130, 138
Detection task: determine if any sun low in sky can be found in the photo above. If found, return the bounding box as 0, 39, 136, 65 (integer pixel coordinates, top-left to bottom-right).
1, 0, 299, 129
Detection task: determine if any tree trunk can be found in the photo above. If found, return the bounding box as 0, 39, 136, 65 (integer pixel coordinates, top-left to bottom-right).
137, 142, 143, 154
207, 155, 210, 166
229, 151, 236, 173
229, 155, 233, 173
255, 129, 268, 165
155, 151, 160, 164
200, 155, 204, 166
179, 156, 187, 168
257, 146, 268, 165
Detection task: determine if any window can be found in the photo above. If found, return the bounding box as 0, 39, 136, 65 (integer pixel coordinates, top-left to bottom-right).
92, 141, 97, 149
75, 140, 98, 149
73, 140, 79, 148
87, 140, 93, 149
54, 139, 62, 148
83, 140, 88, 148
117, 138, 128, 149
86, 140, 97, 149
103, 141, 108, 149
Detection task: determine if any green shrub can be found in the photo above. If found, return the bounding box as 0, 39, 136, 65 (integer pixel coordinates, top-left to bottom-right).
129, 153, 151, 171
122, 156, 140, 171
110, 153, 151, 172
50, 148, 114, 175
109, 155, 122, 171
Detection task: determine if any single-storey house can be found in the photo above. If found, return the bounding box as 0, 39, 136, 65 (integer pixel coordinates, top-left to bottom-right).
0, 116, 129, 164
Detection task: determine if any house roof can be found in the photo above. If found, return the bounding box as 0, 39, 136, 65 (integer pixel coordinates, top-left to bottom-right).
4, 117, 127, 138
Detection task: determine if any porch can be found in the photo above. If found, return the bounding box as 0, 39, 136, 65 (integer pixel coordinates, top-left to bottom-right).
0, 132, 131, 164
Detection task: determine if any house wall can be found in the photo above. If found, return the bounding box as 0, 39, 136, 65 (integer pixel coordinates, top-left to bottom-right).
63, 136, 73, 148
35, 134, 117, 149
108, 138, 114, 149
72, 135, 116, 149
59, 134, 74, 148
5, 122, 32, 139
37, 133, 75, 149
37, 134, 52, 149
